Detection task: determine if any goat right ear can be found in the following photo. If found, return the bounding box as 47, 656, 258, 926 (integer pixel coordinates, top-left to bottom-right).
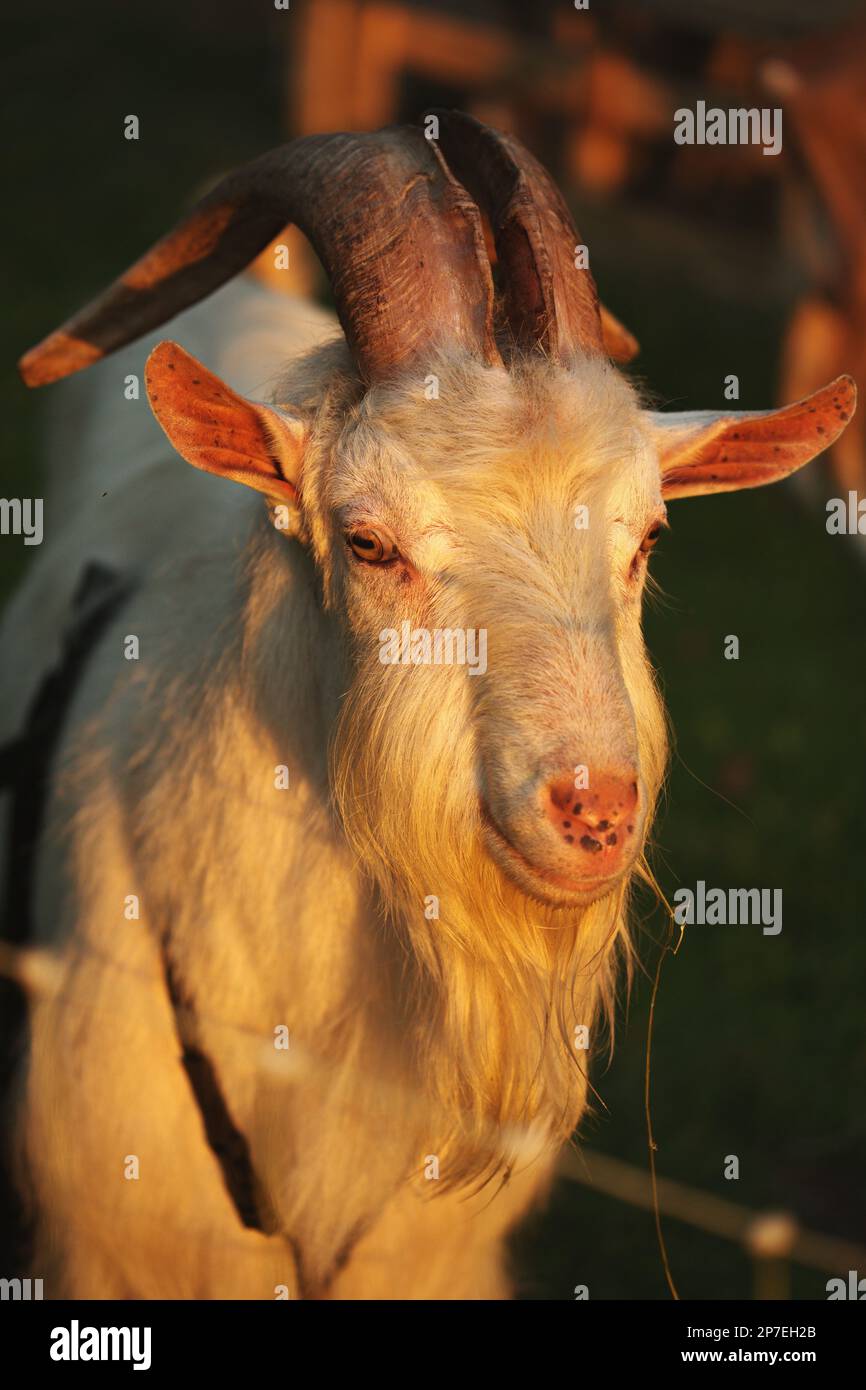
145, 341, 306, 502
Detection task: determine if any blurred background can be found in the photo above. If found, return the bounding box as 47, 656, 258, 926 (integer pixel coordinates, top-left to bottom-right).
3, 0, 866, 1299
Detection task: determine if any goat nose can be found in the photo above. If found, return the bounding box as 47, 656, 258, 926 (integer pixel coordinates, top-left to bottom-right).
545, 770, 639, 857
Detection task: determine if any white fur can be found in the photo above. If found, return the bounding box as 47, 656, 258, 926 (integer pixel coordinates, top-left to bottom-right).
2, 280, 669, 1299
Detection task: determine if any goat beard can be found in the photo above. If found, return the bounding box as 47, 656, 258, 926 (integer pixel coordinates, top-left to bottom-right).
331, 658, 646, 1190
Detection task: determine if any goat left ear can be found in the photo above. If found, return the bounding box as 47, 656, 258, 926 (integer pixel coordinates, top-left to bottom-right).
145, 341, 306, 502
600, 304, 639, 364
646, 376, 856, 500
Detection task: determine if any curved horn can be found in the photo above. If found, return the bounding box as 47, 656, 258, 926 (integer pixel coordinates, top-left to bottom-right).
19, 127, 500, 388
430, 110, 605, 362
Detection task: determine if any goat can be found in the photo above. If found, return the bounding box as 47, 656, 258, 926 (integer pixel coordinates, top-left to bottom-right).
3, 113, 855, 1299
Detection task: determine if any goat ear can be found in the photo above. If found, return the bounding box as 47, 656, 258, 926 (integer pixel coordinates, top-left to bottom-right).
145, 341, 306, 502
646, 376, 856, 500
600, 304, 639, 363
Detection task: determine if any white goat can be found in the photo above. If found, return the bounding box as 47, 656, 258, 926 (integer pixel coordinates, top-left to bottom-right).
3, 115, 854, 1299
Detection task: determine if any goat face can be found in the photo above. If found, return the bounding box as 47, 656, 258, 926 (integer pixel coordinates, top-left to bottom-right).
310, 351, 666, 910
143, 339, 854, 920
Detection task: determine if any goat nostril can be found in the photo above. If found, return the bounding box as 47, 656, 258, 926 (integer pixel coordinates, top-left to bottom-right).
544, 767, 639, 853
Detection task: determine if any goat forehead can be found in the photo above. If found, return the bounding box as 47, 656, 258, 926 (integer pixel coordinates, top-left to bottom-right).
331, 433, 660, 561
331, 359, 658, 540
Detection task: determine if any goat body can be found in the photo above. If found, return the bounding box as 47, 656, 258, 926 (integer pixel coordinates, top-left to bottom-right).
6, 286, 599, 1299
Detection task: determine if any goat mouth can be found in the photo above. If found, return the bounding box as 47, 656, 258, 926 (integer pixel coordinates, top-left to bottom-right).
480, 802, 626, 908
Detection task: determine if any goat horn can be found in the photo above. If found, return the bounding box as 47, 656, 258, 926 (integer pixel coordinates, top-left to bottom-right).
429, 110, 604, 361
19, 127, 501, 388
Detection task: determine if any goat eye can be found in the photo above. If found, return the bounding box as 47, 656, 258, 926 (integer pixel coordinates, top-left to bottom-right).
639, 524, 662, 555
346, 526, 399, 563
